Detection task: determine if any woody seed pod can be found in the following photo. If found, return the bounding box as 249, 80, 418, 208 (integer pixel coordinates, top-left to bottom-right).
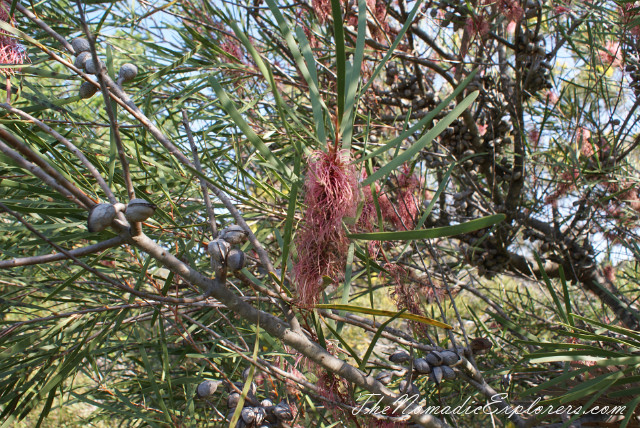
208, 239, 231, 266
413, 358, 431, 374
273, 401, 293, 421
260, 398, 274, 408
71, 38, 90, 55
125, 198, 156, 222
470, 337, 493, 355
79, 81, 98, 99
430, 366, 443, 384
219, 225, 248, 245
196, 380, 222, 398
242, 367, 252, 381
376, 371, 393, 385
253, 407, 267, 425
389, 351, 411, 364
440, 350, 461, 367
441, 365, 456, 381
399, 380, 419, 396
426, 351, 444, 366
241, 407, 257, 425
227, 392, 241, 409
85, 58, 105, 75
226, 249, 246, 271
117, 63, 138, 84
87, 203, 116, 233
74, 51, 91, 69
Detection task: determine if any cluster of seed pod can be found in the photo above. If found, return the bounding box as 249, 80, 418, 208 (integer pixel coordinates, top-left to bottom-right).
625, 63, 640, 97
87, 198, 156, 233
459, 229, 510, 279
471, 73, 513, 157
525, 226, 596, 270
386, 349, 461, 387
380, 64, 440, 115
515, 30, 552, 97
232, 399, 293, 428
225, 374, 294, 428
71, 37, 138, 99
436, 118, 475, 166
450, 189, 478, 219
207, 225, 248, 272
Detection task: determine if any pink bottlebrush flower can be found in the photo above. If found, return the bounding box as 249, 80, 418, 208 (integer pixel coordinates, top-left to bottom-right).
373, 410, 407, 428
499, 0, 524, 23
598, 41, 622, 68
302, 22, 319, 50
466, 14, 490, 38
620, 182, 640, 212
378, 167, 421, 231
603, 265, 616, 282
312, 0, 332, 24
506, 20, 517, 35
477, 123, 488, 136
220, 39, 244, 63
0, 1, 27, 76
293, 150, 359, 307
576, 127, 593, 157
304, 344, 358, 424
545, 168, 580, 205
386, 263, 428, 336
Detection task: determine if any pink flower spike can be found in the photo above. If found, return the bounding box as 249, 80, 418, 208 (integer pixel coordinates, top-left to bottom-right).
598, 41, 622, 68
0, 1, 27, 76
293, 150, 359, 307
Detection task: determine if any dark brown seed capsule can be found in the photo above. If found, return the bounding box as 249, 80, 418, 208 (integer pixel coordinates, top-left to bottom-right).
425, 351, 444, 366
197, 380, 221, 398
87, 203, 116, 232
389, 351, 411, 364
413, 358, 431, 374
226, 249, 246, 271
71, 38, 90, 54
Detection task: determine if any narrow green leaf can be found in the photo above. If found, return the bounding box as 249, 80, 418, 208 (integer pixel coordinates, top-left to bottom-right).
316, 304, 452, 329
359, 0, 426, 95
348, 214, 505, 241
358, 310, 405, 371
295, 26, 327, 143
340, 0, 367, 149
336, 243, 355, 334
358, 69, 478, 164
361, 90, 478, 186
330, 0, 346, 121
535, 252, 568, 324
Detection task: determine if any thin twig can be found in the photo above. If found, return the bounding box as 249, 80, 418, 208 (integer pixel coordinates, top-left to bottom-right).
0, 236, 125, 269
15, 3, 74, 53
0, 103, 117, 204
0, 203, 211, 304
74, 2, 136, 208
0, 134, 88, 208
